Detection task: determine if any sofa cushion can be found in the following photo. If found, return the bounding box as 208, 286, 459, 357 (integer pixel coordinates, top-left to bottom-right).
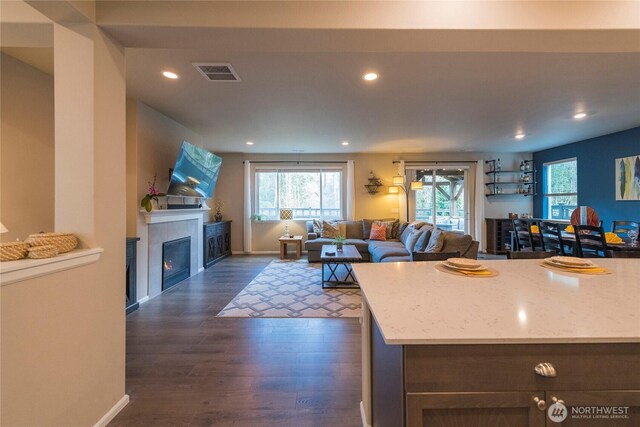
415, 228, 433, 252
441, 232, 473, 255
424, 228, 446, 252
369, 223, 387, 240
405, 229, 425, 252
374, 219, 399, 239
363, 218, 396, 239
370, 245, 410, 263
312, 219, 323, 234
304, 237, 368, 252
381, 255, 411, 263
320, 220, 347, 238
397, 222, 409, 237
367, 239, 403, 253
345, 221, 364, 239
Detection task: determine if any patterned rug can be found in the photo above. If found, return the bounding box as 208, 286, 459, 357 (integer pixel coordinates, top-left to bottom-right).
217, 259, 361, 318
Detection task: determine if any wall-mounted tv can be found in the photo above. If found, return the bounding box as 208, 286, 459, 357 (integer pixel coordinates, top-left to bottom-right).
166, 141, 222, 198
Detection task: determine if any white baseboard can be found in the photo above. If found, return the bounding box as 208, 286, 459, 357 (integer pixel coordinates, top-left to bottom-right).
360, 401, 371, 427
94, 394, 129, 427
137, 296, 149, 304
197, 267, 204, 273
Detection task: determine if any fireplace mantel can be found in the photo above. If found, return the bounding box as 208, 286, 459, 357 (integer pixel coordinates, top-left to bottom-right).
142, 208, 210, 225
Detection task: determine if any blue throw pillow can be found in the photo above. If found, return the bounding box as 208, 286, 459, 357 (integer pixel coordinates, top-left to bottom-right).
414, 229, 433, 252
405, 229, 425, 253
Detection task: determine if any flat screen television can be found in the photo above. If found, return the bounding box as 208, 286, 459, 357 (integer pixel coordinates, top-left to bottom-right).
166, 141, 222, 198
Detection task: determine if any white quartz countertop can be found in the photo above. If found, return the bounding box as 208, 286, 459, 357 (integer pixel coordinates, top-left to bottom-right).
352, 259, 640, 345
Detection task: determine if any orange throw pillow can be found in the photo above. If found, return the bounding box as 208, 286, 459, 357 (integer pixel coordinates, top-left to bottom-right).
369, 222, 387, 240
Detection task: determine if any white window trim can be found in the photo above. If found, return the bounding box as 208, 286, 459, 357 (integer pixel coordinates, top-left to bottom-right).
543, 157, 578, 220
254, 166, 345, 220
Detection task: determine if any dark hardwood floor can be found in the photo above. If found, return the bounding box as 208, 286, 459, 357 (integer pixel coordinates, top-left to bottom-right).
110, 255, 362, 427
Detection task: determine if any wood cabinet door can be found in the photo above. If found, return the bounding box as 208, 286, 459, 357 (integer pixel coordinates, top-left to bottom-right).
406, 391, 546, 427
545, 390, 640, 426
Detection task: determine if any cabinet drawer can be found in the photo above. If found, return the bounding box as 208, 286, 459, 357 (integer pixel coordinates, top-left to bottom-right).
405, 343, 640, 393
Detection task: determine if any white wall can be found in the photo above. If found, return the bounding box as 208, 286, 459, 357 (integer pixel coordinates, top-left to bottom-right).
1, 10, 128, 426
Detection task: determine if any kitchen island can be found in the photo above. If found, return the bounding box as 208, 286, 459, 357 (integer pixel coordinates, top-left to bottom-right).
352, 259, 640, 427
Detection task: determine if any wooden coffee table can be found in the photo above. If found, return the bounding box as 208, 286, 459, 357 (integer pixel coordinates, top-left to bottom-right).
320, 244, 362, 289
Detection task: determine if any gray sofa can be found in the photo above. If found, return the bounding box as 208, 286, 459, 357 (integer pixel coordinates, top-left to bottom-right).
305, 220, 479, 263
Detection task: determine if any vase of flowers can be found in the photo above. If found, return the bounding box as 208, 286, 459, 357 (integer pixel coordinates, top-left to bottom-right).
140, 174, 166, 212
214, 200, 224, 222
334, 235, 346, 251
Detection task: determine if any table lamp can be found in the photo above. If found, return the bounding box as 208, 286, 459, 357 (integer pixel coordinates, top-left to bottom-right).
279, 209, 293, 238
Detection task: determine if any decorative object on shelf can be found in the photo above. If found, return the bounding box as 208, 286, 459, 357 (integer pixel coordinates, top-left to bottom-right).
141, 173, 166, 212
485, 159, 537, 197
214, 200, 224, 222
333, 235, 346, 251
615, 154, 640, 200
27, 244, 58, 259
279, 208, 293, 238
0, 241, 30, 261
364, 172, 383, 194
25, 232, 78, 253
496, 158, 502, 171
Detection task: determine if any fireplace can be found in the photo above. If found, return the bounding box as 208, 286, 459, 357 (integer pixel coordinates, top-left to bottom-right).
162, 237, 191, 291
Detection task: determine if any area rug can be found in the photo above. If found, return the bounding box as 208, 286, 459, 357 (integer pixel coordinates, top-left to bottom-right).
217, 259, 361, 318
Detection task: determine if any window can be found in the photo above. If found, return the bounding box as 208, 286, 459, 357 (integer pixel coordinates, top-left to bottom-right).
413, 168, 468, 233
256, 169, 343, 220
543, 158, 577, 220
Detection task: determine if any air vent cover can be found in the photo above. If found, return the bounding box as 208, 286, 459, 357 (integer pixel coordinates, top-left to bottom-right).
192, 63, 241, 82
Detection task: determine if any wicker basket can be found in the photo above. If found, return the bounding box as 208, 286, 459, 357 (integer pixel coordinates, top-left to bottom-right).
0, 241, 30, 261
25, 232, 78, 254
27, 244, 59, 259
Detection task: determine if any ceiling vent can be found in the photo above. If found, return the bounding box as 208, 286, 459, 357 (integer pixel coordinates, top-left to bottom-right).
192, 63, 241, 82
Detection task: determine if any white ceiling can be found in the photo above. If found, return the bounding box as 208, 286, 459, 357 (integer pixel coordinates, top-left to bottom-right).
125, 48, 640, 154
107, 1, 640, 154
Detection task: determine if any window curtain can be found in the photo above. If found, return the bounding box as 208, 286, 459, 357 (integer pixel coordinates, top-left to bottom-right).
398, 160, 408, 222
346, 160, 356, 220
243, 161, 252, 253
474, 160, 485, 252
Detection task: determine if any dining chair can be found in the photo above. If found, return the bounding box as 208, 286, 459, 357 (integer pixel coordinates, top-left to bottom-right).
539, 221, 567, 255
574, 225, 611, 258
506, 251, 553, 260
512, 219, 534, 251
612, 220, 639, 237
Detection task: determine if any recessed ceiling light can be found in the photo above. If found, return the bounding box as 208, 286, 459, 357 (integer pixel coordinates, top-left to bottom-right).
573, 112, 587, 119
363, 72, 378, 81
162, 71, 179, 79
246, 141, 254, 145
515, 133, 526, 140
341, 141, 349, 146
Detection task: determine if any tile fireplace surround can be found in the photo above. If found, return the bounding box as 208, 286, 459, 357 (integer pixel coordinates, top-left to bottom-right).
143, 209, 208, 298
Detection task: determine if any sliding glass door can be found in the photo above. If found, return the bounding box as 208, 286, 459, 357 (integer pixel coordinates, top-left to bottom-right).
412, 167, 469, 233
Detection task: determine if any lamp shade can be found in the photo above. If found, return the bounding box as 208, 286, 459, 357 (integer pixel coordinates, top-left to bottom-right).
279, 209, 293, 220
0, 222, 7, 233
410, 181, 424, 191
392, 174, 405, 186
388, 186, 399, 194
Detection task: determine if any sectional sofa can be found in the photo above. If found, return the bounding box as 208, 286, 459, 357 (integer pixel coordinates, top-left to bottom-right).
305, 220, 479, 263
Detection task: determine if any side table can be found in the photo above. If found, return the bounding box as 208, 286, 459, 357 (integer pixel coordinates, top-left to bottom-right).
279, 235, 303, 259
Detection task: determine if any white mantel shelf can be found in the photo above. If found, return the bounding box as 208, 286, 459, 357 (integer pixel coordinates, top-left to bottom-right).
142, 208, 210, 224
0, 248, 104, 287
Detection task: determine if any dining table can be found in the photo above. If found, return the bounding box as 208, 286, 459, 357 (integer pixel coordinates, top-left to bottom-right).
559, 232, 640, 253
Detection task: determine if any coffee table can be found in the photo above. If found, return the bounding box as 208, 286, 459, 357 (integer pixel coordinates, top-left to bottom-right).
320, 244, 362, 289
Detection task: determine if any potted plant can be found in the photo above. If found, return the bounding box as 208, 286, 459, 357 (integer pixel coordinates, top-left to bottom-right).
140, 174, 166, 212
333, 235, 346, 251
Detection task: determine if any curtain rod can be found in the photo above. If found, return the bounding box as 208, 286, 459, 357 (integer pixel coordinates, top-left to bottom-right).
392, 160, 478, 165
243, 161, 348, 164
